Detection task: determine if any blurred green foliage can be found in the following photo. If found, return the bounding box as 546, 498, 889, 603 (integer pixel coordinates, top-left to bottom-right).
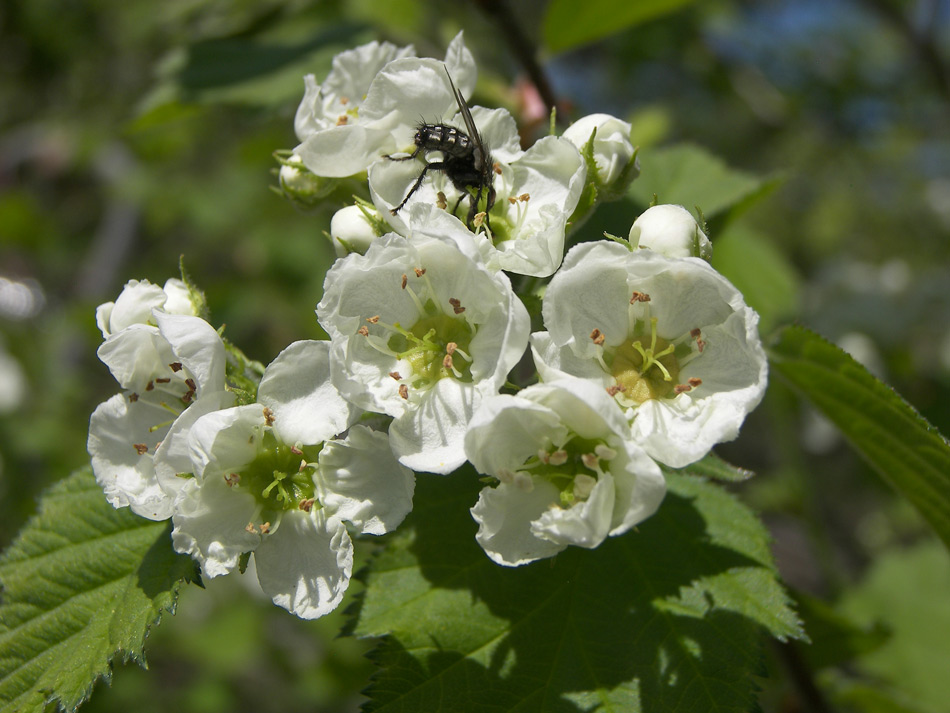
2, 0, 949, 711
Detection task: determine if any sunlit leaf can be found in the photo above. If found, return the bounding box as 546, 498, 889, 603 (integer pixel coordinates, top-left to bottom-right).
768, 325, 950, 551
352, 465, 801, 712
712, 225, 801, 334
544, 0, 698, 53
629, 143, 776, 221
0, 469, 197, 713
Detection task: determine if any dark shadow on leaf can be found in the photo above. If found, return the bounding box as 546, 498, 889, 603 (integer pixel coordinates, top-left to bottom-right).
354, 468, 785, 711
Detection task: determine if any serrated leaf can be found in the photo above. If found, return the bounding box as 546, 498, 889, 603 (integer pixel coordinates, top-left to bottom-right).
0, 468, 198, 713
768, 325, 950, 551
629, 143, 774, 221
543, 0, 698, 53
352, 466, 801, 712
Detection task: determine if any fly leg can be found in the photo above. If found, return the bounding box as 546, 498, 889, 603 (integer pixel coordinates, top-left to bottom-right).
390, 160, 446, 216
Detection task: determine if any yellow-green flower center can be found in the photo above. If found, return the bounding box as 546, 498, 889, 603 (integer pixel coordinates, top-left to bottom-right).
239, 430, 319, 512
387, 300, 475, 388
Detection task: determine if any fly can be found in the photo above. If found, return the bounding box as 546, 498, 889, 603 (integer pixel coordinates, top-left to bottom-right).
385, 67, 496, 230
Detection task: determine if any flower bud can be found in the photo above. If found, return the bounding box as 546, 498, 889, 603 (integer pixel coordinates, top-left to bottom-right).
329, 205, 381, 257
563, 114, 639, 196
277, 154, 334, 209
628, 204, 712, 261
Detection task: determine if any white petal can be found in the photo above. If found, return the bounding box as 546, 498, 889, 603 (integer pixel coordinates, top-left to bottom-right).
255, 509, 353, 620
153, 389, 236, 500
97, 324, 171, 392
529, 331, 607, 383
532, 471, 615, 549
160, 278, 198, 316
171, 475, 261, 577
296, 124, 394, 177
97, 280, 166, 336
608, 443, 667, 536
258, 340, 360, 446
188, 405, 265, 478
317, 425, 415, 534
471, 478, 566, 566
629, 204, 711, 260
88, 393, 174, 520
389, 378, 475, 475
154, 312, 226, 394
464, 392, 567, 476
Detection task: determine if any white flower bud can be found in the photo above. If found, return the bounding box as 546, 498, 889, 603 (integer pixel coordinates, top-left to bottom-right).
329, 205, 380, 257
628, 204, 712, 261
563, 114, 637, 187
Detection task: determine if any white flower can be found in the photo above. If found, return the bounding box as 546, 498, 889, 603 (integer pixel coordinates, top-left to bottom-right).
329, 204, 384, 257
294, 33, 476, 178
531, 240, 768, 468
88, 311, 234, 520
563, 113, 638, 189
369, 110, 585, 277
95, 278, 197, 338
171, 340, 413, 620
466, 378, 666, 566
629, 204, 712, 260
317, 208, 530, 473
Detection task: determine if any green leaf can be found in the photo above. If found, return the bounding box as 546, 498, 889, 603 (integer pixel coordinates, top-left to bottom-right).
711, 225, 801, 334
0, 468, 198, 713
768, 325, 950, 551
836, 541, 950, 713
629, 143, 776, 221
791, 591, 889, 670
681, 452, 755, 482
544, 0, 698, 53
352, 466, 802, 712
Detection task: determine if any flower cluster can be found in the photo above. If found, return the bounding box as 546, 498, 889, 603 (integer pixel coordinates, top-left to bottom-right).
89, 35, 768, 618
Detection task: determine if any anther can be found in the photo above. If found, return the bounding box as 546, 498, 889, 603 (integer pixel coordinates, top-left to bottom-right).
263, 407, 276, 426
548, 449, 569, 466
358, 325, 370, 336
366, 315, 380, 323
290, 445, 303, 455
399, 384, 409, 400
606, 385, 624, 397
155, 377, 171, 384
673, 384, 692, 394
436, 191, 447, 210
631, 291, 651, 303
446, 342, 457, 355
414, 267, 426, 277
336, 115, 348, 126
145, 380, 155, 391
185, 378, 197, 392
299, 498, 315, 512
590, 328, 605, 345
688, 377, 702, 387
170, 362, 183, 372
581, 452, 599, 470
224, 473, 240, 487
133, 443, 148, 455
449, 298, 465, 314
401, 274, 408, 289
443, 354, 454, 370
260, 522, 272, 534
390, 371, 402, 380
129, 393, 139, 402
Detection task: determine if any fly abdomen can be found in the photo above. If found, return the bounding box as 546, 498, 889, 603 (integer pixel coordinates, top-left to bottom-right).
415, 123, 475, 160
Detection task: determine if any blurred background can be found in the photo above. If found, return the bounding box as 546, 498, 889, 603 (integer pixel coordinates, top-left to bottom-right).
1, 0, 948, 711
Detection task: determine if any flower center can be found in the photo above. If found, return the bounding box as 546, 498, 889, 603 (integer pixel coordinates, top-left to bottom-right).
595, 292, 707, 406
358, 267, 476, 400
515, 435, 615, 507
238, 430, 319, 514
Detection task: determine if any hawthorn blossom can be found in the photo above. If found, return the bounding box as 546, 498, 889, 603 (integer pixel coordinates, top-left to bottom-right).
88, 311, 233, 520
531, 240, 768, 468
329, 204, 385, 257
563, 113, 639, 197
171, 340, 413, 620
294, 33, 476, 178
628, 204, 712, 260
369, 106, 585, 277
95, 278, 197, 338
467, 378, 666, 566
317, 206, 530, 473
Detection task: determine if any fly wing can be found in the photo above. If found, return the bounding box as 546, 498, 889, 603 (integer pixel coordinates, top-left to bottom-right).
444, 66, 489, 168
